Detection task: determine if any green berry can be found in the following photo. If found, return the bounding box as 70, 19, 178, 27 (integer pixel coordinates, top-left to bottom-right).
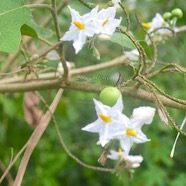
163, 12, 172, 21
99, 87, 122, 106
171, 8, 183, 19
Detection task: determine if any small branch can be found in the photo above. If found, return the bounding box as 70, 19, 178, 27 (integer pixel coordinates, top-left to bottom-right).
0, 78, 185, 111
0, 55, 128, 83
51, 0, 61, 41
0, 144, 28, 184
0, 160, 14, 185
51, 0, 68, 80
175, 25, 186, 33
137, 75, 186, 105
25, 4, 54, 13
13, 89, 63, 186
119, 2, 130, 31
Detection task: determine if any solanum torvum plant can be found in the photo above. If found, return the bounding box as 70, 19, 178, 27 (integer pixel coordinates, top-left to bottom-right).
0, 0, 185, 185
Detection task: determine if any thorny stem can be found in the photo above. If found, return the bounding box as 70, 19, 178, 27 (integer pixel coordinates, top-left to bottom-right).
118, 28, 147, 76
147, 63, 186, 78
137, 74, 186, 105
146, 83, 186, 136
135, 14, 158, 74
119, 2, 130, 31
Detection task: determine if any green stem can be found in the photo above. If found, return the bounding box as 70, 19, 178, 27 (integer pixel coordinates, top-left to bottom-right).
118, 28, 147, 77
25, 4, 53, 12
137, 74, 186, 105
51, 0, 68, 80
51, 0, 61, 41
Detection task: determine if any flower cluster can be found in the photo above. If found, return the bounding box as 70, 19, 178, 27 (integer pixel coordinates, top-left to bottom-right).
82, 96, 155, 170
61, 4, 121, 53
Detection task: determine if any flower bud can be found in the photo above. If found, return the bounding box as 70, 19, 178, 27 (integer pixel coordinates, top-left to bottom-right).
163, 12, 172, 21
171, 8, 183, 19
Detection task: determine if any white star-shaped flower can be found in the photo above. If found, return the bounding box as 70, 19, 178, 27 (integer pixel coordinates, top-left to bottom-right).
109, 106, 155, 153
97, 7, 122, 36
147, 13, 170, 35
61, 6, 100, 54
143, 13, 172, 44
130, 106, 156, 127
107, 148, 143, 168
82, 96, 124, 147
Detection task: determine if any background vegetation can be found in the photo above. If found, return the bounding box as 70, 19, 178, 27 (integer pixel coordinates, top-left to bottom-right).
0, 0, 186, 185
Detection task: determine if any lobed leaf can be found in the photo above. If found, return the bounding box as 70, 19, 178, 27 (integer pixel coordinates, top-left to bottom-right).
0, 0, 32, 53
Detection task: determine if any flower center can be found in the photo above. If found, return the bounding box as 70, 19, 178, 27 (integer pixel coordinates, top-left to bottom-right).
74, 21, 85, 30
99, 114, 111, 123
142, 22, 152, 29
162, 21, 167, 26
126, 128, 137, 136
118, 148, 123, 158
102, 19, 109, 27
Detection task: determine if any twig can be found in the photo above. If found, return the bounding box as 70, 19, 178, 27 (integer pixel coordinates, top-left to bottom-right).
13, 89, 63, 186
0, 144, 28, 184
170, 116, 186, 158
36, 92, 114, 172
0, 160, 14, 185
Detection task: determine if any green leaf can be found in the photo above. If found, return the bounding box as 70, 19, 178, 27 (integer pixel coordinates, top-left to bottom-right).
21, 20, 53, 39
139, 40, 152, 58
0, 0, 32, 53
21, 23, 38, 38
110, 32, 136, 49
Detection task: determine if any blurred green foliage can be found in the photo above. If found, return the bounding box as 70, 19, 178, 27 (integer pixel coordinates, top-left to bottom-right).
0, 0, 186, 185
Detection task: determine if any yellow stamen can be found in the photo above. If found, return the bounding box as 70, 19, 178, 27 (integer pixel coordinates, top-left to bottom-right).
142, 22, 152, 29
102, 19, 109, 27
118, 148, 123, 158
126, 128, 137, 136
73, 21, 85, 30
162, 21, 167, 26
99, 114, 111, 123
118, 148, 123, 153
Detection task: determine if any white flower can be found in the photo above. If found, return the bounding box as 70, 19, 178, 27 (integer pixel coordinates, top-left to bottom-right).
82, 96, 124, 147
147, 13, 170, 35
107, 148, 126, 160
107, 148, 143, 168
97, 7, 122, 36
109, 112, 151, 153
61, 6, 100, 54
130, 106, 156, 127
143, 13, 172, 44
125, 154, 143, 168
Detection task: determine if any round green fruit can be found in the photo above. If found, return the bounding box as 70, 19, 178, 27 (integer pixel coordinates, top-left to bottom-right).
99, 87, 122, 106
171, 8, 183, 19
163, 12, 172, 21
